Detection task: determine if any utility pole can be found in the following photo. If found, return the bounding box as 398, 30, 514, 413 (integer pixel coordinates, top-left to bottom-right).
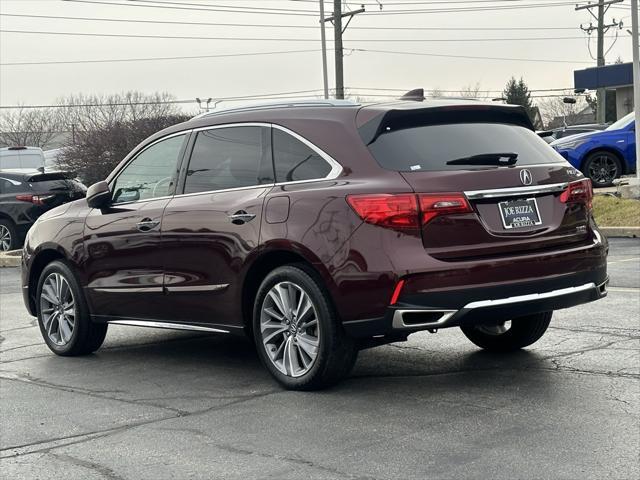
324, 2, 365, 99
631, 0, 639, 181
319, 0, 329, 99
576, 0, 624, 123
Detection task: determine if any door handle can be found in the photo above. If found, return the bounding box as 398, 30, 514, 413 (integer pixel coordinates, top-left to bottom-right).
136, 218, 160, 232
228, 211, 256, 225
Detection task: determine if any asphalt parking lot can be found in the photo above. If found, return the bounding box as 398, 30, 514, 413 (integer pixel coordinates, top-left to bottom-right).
0, 238, 638, 480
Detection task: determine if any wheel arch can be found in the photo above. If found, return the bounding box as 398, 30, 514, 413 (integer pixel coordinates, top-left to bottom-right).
580, 147, 627, 175
27, 247, 68, 315
240, 244, 338, 334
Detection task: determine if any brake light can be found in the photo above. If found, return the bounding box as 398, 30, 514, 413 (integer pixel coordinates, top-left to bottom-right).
346, 194, 419, 230
15, 194, 54, 206
347, 192, 472, 230
418, 193, 473, 225
560, 179, 593, 210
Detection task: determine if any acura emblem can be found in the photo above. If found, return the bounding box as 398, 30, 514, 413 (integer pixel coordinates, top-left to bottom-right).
519, 169, 533, 186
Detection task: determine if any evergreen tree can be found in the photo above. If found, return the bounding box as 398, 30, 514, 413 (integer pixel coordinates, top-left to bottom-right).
503, 77, 539, 127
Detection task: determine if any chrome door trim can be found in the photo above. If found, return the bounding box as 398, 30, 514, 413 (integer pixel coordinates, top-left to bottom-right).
92, 287, 163, 293
465, 182, 568, 200
165, 284, 229, 293
107, 319, 229, 334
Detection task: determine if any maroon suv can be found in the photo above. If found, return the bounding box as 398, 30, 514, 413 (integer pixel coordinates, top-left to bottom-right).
22, 99, 608, 389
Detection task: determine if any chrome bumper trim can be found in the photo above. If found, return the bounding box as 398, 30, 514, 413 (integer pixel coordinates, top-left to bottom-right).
463, 282, 596, 309
465, 182, 568, 200
107, 320, 229, 334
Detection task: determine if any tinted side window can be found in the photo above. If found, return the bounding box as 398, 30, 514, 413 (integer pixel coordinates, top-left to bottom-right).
272, 129, 332, 182
112, 134, 185, 204
184, 126, 267, 194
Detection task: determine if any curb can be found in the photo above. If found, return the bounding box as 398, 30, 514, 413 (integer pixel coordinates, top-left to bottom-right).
600, 227, 640, 238
0, 250, 22, 268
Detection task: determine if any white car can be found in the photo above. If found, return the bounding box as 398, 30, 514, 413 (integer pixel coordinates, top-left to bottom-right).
0, 146, 46, 170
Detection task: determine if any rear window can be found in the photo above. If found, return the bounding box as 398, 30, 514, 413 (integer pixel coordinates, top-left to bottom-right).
0, 152, 44, 169
368, 123, 566, 172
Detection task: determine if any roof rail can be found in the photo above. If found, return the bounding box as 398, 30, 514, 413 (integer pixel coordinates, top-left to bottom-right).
191, 99, 359, 119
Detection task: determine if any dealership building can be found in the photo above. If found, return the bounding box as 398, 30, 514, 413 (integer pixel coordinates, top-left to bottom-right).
574, 62, 635, 121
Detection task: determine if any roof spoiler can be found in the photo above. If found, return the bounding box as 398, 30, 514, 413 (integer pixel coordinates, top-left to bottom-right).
358, 104, 535, 145
399, 88, 425, 101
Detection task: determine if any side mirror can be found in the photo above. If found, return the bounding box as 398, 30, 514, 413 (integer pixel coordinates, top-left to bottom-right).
86, 181, 112, 209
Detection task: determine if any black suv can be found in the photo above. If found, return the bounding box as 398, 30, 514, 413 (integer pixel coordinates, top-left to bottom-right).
0, 170, 86, 251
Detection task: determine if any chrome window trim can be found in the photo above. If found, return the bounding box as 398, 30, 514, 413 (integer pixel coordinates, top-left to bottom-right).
106, 122, 343, 204
465, 182, 568, 200
271, 123, 343, 181
107, 130, 192, 207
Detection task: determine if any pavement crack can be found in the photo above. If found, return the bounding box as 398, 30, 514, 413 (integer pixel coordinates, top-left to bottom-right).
48, 452, 125, 480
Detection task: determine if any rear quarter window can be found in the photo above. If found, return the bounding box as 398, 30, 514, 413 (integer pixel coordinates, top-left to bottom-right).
367, 123, 566, 172
272, 129, 332, 182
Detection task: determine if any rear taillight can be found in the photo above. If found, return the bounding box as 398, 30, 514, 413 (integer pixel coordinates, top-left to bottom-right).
560, 179, 593, 210
346, 194, 419, 230
347, 192, 472, 230
418, 193, 472, 224
15, 194, 54, 206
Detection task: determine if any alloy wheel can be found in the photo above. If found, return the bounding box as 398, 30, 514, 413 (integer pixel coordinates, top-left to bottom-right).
0, 225, 11, 251
588, 155, 618, 185
476, 320, 512, 336
40, 273, 76, 346
260, 281, 320, 377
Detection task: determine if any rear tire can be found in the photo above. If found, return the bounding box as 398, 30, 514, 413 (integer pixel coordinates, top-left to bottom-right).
460, 312, 552, 352
253, 265, 358, 390
36, 260, 108, 356
583, 151, 621, 188
0, 218, 19, 251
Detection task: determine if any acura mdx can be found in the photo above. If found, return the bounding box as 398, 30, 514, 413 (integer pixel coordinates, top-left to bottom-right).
22, 99, 608, 389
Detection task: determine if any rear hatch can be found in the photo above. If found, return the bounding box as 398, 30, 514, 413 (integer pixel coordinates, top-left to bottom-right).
360, 104, 593, 261
27, 172, 87, 208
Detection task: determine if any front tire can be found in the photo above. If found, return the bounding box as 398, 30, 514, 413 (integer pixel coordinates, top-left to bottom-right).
460, 312, 552, 352
583, 151, 621, 187
253, 265, 357, 390
36, 260, 108, 356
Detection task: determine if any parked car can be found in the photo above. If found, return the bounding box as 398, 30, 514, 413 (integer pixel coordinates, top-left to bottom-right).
551, 112, 636, 187
537, 123, 607, 144
0, 146, 46, 170
22, 99, 608, 390
0, 169, 86, 251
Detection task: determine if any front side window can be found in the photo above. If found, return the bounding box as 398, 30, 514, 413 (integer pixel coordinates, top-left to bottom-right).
272, 129, 332, 182
184, 126, 268, 194
112, 134, 185, 204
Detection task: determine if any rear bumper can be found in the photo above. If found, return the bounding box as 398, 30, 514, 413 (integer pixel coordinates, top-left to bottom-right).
343, 272, 608, 338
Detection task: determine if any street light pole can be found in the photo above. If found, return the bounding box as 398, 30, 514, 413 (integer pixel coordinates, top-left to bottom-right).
319, 0, 329, 99
631, 0, 640, 181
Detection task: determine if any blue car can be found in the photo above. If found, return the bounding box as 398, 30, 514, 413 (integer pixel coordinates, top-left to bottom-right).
551, 112, 636, 187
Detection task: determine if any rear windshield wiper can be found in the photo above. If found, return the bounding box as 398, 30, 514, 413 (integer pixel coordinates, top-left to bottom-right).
446, 152, 518, 166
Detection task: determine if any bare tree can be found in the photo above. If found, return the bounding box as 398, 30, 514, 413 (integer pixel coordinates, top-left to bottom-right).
458, 83, 487, 99
0, 106, 63, 148
537, 95, 590, 129
429, 88, 444, 99
55, 92, 192, 184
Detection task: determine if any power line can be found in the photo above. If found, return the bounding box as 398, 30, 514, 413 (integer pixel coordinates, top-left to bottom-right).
0, 13, 581, 31
0, 49, 320, 66
63, 0, 319, 16
0, 48, 598, 67
353, 47, 595, 64
0, 29, 612, 42
63, 0, 586, 15
0, 89, 327, 109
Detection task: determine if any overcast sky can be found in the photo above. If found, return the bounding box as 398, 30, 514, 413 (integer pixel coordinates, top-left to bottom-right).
0, 0, 636, 109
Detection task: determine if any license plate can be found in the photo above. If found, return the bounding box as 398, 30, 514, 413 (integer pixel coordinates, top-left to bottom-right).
498, 197, 542, 229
